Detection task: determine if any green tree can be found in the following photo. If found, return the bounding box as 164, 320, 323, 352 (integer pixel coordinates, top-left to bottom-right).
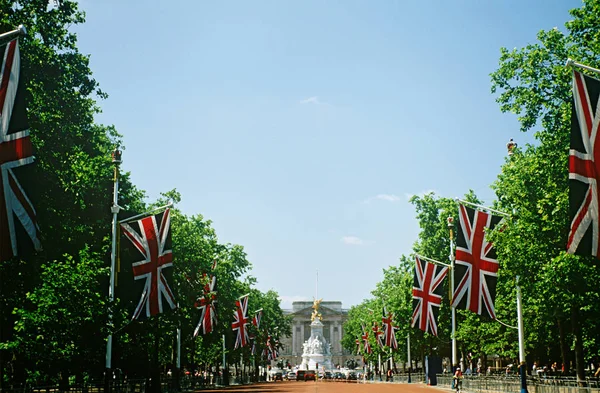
1, 0, 145, 384
10, 249, 107, 386
489, 0, 600, 380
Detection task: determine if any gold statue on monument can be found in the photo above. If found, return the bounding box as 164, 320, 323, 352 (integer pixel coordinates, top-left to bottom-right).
311, 298, 323, 321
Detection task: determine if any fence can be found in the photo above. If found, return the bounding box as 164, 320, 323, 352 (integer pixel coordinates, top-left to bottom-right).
436, 375, 600, 393
0, 374, 254, 393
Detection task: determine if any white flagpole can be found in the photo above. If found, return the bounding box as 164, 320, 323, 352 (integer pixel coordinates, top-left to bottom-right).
105, 147, 122, 384
448, 217, 458, 371
407, 333, 411, 383
516, 276, 525, 363
222, 334, 227, 385
566, 58, 600, 76
415, 254, 451, 267
455, 199, 510, 217
177, 328, 181, 369
0, 25, 26, 42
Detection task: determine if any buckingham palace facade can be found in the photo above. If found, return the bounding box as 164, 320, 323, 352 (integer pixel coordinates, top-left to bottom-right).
277, 301, 360, 368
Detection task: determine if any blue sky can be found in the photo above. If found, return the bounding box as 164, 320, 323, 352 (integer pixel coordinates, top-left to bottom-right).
74, 0, 581, 309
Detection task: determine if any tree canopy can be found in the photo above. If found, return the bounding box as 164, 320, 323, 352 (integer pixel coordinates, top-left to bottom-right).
343, 0, 600, 380
0, 1, 290, 386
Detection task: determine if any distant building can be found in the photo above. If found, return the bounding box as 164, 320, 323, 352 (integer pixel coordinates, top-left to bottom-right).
277, 301, 360, 369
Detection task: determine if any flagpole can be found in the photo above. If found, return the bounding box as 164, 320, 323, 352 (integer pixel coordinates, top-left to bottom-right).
455, 199, 510, 217
516, 276, 525, 363
566, 58, 600, 76
222, 334, 227, 386
105, 147, 122, 392
447, 216, 458, 372
176, 323, 181, 390
119, 202, 173, 224
0, 25, 26, 43
415, 254, 451, 267
407, 333, 411, 383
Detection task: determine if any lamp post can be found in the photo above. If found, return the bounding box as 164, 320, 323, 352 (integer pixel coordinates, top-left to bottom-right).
506, 138, 518, 156
407, 333, 411, 383
447, 216, 458, 373
506, 138, 528, 393
105, 146, 122, 393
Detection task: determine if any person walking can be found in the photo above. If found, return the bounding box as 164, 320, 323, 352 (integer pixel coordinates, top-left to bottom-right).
454, 367, 464, 393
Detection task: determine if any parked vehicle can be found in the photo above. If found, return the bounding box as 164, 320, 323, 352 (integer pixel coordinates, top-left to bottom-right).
273, 372, 283, 381
347, 372, 358, 381
304, 370, 316, 381
296, 370, 306, 381
286, 372, 297, 381
333, 372, 345, 380
323, 371, 332, 379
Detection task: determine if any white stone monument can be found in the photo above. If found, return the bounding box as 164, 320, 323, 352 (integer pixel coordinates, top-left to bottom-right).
300, 299, 333, 371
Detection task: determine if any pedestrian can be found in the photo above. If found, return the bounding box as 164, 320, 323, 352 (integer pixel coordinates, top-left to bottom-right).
454, 367, 463, 393
387, 369, 393, 382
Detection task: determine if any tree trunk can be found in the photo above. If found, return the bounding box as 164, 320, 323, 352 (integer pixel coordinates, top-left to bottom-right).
571, 307, 586, 384
558, 318, 570, 374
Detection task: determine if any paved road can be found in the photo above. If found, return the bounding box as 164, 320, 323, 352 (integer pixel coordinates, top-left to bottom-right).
202, 381, 446, 392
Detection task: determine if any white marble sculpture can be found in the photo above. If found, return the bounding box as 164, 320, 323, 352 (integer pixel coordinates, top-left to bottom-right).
300, 299, 333, 370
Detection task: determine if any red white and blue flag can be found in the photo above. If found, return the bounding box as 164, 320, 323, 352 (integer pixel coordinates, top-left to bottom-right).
361, 324, 372, 354
568, 70, 600, 258
232, 294, 250, 349
452, 204, 501, 319
193, 272, 217, 336
381, 308, 398, 350
0, 38, 41, 261
120, 209, 176, 320
252, 309, 263, 329
372, 322, 384, 348
412, 256, 448, 336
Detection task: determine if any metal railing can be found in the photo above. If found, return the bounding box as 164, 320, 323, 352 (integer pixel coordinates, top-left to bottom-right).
436, 375, 600, 393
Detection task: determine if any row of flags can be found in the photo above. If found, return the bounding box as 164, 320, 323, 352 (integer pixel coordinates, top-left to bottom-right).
411, 204, 501, 336
3, 27, 600, 364
119, 208, 278, 357
355, 307, 399, 356
0, 34, 282, 360
411, 65, 600, 338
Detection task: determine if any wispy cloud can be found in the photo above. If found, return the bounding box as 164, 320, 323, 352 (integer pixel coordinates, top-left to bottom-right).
341, 236, 365, 246
404, 189, 437, 200
300, 96, 327, 105
278, 295, 310, 309
364, 194, 401, 204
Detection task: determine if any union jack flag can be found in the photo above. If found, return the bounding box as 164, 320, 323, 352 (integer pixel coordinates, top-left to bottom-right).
263, 334, 278, 360
412, 256, 448, 336
193, 273, 217, 336
272, 339, 281, 360
452, 204, 501, 319
355, 337, 361, 355
381, 308, 398, 350
0, 38, 41, 261
232, 294, 250, 349
372, 322, 384, 348
568, 70, 600, 257
120, 209, 176, 319
252, 309, 263, 329
361, 324, 372, 354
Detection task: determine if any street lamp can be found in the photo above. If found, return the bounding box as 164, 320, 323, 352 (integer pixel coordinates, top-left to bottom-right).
506, 138, 528, 393
506, 138, 518, 156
